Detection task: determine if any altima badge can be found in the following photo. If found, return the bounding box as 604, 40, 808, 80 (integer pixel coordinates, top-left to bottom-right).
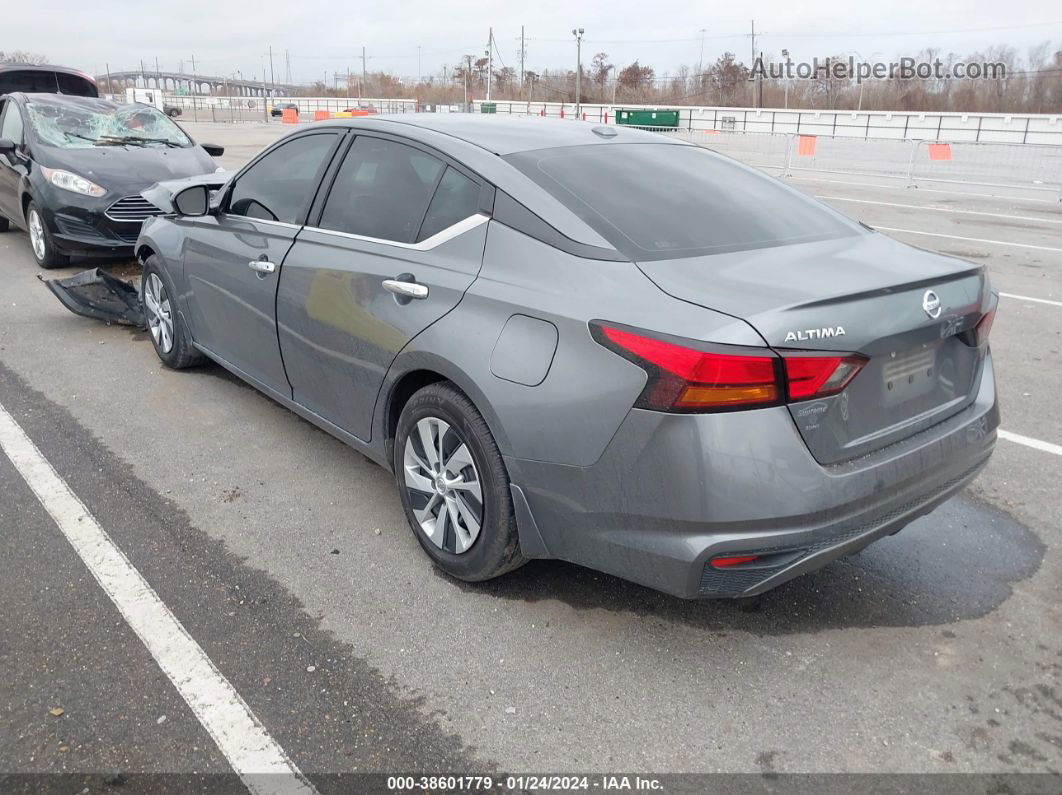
923, 290, 942, 319
784, 327, 845, 342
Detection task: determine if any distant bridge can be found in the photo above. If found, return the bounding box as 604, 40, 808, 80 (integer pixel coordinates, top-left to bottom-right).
97, 70, 303, 98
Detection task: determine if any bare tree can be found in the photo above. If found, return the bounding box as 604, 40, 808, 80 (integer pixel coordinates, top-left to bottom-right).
0, 51, 48, 64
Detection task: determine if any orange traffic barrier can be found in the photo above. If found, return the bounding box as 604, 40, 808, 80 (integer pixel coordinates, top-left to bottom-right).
281, 108, 299, 124
349, 110, 370, 117
797, 135, 817, 157
313, 110, 330, 121
928, 143, 953, 161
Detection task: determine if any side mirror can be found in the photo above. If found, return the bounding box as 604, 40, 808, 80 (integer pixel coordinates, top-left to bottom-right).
173, 184, 210, 217
200, 143, 225, 157
0, 138, 15, 155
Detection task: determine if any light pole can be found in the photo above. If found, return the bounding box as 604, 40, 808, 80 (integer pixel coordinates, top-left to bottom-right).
850, 50, 881, 111
572, 27, 584, 116
781, 48, 790, 109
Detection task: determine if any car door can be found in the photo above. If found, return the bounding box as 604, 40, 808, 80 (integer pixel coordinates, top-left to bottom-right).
276, 133, 491, 441
0, 100, 27, 224
180, 130, 342, 394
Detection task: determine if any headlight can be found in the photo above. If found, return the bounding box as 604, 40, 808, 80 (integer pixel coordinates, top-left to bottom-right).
40, 167, 107, 198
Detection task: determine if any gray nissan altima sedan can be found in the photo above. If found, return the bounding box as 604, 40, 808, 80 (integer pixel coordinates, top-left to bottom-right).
132, 115, 999, 598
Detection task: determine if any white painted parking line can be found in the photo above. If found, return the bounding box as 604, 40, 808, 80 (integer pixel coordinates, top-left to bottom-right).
793, 175, 1062, 204
875, 226, 1062, 254
999, 429, 1062, 457
1000, 292, 1062, 308
817, 195, 1062, 225
0, 403, 317, 795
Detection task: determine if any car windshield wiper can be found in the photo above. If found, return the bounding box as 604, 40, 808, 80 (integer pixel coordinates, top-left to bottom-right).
62, 131, 104, 145
97, 135, 184, 148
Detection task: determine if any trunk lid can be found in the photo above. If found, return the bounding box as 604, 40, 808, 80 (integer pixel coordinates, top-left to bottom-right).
636, 232, 993, 464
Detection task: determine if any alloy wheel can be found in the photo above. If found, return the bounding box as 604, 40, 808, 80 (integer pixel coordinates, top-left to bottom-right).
28, 209, 46, 261
143, 273, 174, 353
403, 416, 484, 554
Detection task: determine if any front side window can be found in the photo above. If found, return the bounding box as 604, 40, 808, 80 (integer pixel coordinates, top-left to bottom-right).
319, 136, 444, 243
1, 104, 24, 145
228, 133, 337, 224
25, 98, 191, 149
506, 143, 862, 261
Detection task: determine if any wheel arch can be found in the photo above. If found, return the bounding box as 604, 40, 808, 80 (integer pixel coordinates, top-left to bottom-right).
375, 351, 514, 474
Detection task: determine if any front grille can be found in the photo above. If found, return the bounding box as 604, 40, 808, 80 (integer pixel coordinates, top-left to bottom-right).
697, 460, 987, 596
114, 228, 141, 244
105, 195, 163, 223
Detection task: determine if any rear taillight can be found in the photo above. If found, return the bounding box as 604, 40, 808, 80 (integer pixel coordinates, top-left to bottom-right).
974, 308, 995, 347
782, 354, 866, 401
591, 323, 866, 413
592, 324, 782, 412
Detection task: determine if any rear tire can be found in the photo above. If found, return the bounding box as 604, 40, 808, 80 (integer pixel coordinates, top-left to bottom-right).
141, 255, 205, 369
0, 215, 10, 232
26, 201, 68, 269
395, 382, 526, 582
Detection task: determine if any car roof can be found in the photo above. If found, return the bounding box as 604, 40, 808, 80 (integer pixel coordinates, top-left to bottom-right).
15, 93, 118, 111
0, 63, 91, 75
326, 113, 686, 155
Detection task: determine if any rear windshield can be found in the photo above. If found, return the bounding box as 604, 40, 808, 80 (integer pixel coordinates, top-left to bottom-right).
0, 69, 98, 97
505, 143, 861, 261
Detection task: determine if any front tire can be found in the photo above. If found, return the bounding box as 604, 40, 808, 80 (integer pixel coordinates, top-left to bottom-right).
26, 201, 69, 269
395, 383, 525, 582
141, 255, 204, 369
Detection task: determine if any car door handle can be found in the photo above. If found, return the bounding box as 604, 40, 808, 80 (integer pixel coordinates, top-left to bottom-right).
248, 259, 276, 274
382, 278, 428, 300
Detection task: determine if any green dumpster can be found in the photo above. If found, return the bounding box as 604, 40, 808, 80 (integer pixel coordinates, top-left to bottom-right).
481, 102, 497, 114
615, 109, 680, 129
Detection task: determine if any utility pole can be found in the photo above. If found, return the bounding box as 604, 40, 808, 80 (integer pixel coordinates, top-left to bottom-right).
572, 27, 584, 116
750, 19, 758, 108
285, 50, 291, 83
464, 54, 473, 108
105, 63, 113, 96
269, 46, 275, 89
155, 56, 161, 88
362, 46, 367, 100
698, 28, 706, 77
417, 45, 421, 84
486, 28, 493, 101
520, 25, 526, 89
190, 54, 197, 92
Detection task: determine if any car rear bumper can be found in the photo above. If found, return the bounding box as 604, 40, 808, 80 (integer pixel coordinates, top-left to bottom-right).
506, 352, 999, 599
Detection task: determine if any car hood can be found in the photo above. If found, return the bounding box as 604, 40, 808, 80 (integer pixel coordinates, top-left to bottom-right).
38, 144, 219, 195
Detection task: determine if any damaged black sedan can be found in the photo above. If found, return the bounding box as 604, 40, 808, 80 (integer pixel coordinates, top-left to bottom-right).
0, 93, 224, 268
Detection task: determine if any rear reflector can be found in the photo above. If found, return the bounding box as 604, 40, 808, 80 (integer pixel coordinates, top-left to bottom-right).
592, 325, 781, 412
711, 555, 760, 568
782, 354, 867, 401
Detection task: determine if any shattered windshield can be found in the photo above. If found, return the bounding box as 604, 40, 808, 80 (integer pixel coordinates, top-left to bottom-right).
26, 100, 192, 149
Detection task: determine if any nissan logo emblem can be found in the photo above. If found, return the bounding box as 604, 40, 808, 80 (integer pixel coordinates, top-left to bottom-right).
923, 290, 942, 319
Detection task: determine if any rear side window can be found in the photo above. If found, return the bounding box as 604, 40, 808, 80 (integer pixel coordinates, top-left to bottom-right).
505, 143, 860, 261
228, 133, 337, 224
418, 167, 481, 241
319, 136, 444, 243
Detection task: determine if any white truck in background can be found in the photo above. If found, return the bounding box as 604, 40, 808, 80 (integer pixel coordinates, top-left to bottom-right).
124, 87, 181, 117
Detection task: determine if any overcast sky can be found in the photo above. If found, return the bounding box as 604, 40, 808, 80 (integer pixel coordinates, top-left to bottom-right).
7, 1, 1062, 85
